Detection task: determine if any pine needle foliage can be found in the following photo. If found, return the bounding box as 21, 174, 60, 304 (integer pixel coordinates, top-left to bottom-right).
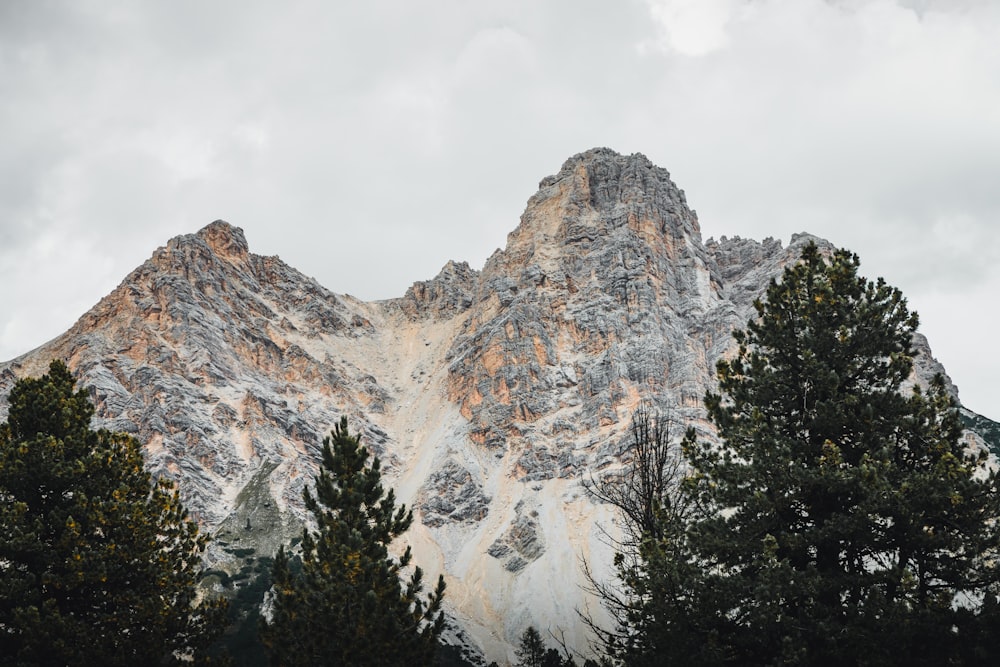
515, 626, 548, 667
613, 244, 1000, 666
260, 416, 445, 666
0, 360, 227, 666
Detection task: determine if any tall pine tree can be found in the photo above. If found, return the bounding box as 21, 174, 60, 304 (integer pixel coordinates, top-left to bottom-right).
260, 416, 445, 666
0, 360, 227, 666
613, 244, 1000, 666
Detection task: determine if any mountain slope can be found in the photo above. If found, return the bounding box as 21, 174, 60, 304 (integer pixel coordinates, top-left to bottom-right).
0, 148, 991, 664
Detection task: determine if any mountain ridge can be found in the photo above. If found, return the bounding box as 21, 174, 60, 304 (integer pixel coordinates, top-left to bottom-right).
1, 148, 994, 663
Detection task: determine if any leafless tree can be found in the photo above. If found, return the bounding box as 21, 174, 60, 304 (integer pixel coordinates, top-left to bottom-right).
580, 403, 692, 659
583, 403, 689, 547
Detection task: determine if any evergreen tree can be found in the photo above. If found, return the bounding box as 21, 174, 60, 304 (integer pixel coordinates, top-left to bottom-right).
614, 244, 1000, 666
515, 626, 579, 667
260, 416, 445, 666
0, 360, 227, 666
515, 626, 547, 667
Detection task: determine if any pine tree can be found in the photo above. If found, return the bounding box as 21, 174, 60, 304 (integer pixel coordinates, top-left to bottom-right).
0, 360, 227, 666
614, 243, 1000, 665
260, 416, 445, 666
515, 626, 580, 667
515, 626, 547, 667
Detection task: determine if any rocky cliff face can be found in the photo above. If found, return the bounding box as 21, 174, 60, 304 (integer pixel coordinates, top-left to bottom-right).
0, 148, 993, 664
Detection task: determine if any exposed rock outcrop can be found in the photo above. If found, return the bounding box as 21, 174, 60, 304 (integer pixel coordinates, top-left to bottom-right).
419, 460, 491, 527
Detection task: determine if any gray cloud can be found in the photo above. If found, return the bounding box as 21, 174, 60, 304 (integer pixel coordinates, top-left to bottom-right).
1, 0, 997, 415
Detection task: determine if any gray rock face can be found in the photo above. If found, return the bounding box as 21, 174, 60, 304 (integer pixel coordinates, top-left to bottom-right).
0, 221, 391, 569
399, 260, 479, 320
0, 151, 987, 664
419, 460, 491, 527
487, 499, 546, 573
446, 150, 718, 455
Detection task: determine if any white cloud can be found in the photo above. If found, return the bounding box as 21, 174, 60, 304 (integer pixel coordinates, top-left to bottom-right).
642, 0, 738, 56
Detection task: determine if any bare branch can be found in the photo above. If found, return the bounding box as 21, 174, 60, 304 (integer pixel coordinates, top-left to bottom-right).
579, 404, 694, 660
583, 404, 690, 547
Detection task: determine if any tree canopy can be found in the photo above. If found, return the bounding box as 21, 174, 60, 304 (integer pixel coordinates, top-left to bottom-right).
610, 243, 1000, 666
0, 360, 226, 666
260, 416, 445, 666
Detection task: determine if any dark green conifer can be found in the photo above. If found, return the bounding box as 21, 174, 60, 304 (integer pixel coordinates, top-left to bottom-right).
260, 416, 445, 666
515, 626, 547, 667
0, 360, 226, 666
613, 244, 1000, 666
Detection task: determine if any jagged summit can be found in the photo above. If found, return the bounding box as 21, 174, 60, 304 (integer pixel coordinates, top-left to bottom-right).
505, 148, 701, 265
194, 219, 250, 260
538, 148, 683, 204
484, 148, 707, 318
0, 149, 989, 665
398, 260, 478, 320
157, 219, 251, 269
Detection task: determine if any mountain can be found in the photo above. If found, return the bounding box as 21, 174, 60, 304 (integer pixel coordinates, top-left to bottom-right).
1, 148, 995, 664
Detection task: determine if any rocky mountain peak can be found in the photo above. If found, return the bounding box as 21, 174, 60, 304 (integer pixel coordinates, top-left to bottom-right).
484, 148, 708, 318
151, 220, 251, 277
194, 219, 250, 261
541, 148, 690, 211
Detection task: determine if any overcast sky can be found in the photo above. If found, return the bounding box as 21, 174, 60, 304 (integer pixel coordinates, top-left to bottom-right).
1, 0, 998, 417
